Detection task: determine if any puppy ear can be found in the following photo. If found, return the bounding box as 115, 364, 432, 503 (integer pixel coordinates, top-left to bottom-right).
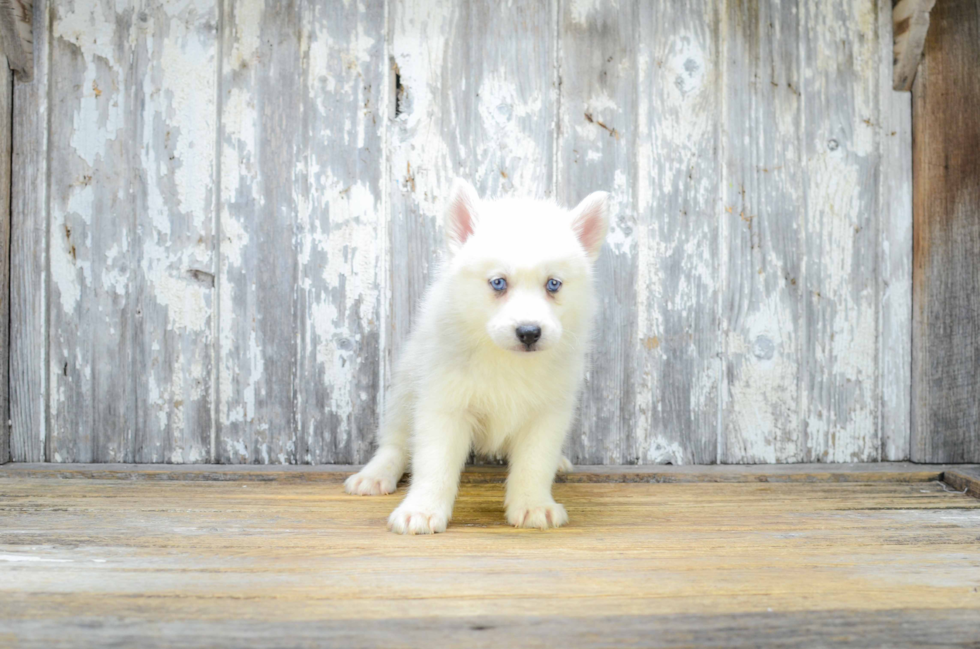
570, 191, 609, 260
444, 178, 480, 253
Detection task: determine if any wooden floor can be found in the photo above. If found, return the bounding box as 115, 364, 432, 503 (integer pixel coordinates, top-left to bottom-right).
2, 464, 980, 648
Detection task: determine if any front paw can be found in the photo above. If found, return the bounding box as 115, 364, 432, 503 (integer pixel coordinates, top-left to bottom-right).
387, 501, 450, 535
506, 500, 568, 529
344, 468, 398, 496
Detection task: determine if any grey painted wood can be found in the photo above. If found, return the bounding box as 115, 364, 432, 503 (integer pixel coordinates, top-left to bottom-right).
293, 0, 386, 464
9, 0, 47, 462
799, 0, 882, 462
878, 0, 913, 461
10, 0, 917, 465
631, 1, 722, 464
719, 0, 803, 463
132, 0, 218, 463
557, 0, 638, 464
217, 0, 302, 463
46, 0, 138, 462
0, 55, 10, 464
911, 0, 980, 463
45, 0, 218, 463
295, 0, 386, 464
218, 0, 386, 464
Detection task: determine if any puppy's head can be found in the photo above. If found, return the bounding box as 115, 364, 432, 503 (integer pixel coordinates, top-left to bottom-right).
442, 178, 608, 354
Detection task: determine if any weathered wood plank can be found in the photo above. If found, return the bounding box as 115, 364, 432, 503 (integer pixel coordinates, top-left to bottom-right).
892, 0, 936, 92
0, 55, 10, 464
386, 0, 558, 457
218, 0, 386, 463
0, 0, 32, 79
46, 0, 139, 462
45, 0, 218, 463
719, 0, 803, 463
294, 0, 386, 464
799, 0, 881, 462
217, 0, 302, 463
6, 610, 980, 649
557, 0, 637, 463
8, 0, 47, 462
133, 0, 218, 463
629, 1, 721, 464
911, 0, 980, 463
878, 0, 913, 461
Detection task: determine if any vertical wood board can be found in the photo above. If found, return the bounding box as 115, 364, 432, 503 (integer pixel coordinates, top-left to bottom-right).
799, 0, 881, 462
719, 0, 804, 463
9, 0, 47, 462
45, 0, 217, 463
0, 55, 10, 463
46, 0, 138, 462
295, 0, 386, 464
631, 0, 722, 464
878, 0, 913, 461
133, 0, 218, 463
911, 0, 980, 463
557, 0, 639, 463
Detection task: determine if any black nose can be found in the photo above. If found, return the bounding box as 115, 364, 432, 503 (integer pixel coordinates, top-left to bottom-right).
515, 324, 542, 347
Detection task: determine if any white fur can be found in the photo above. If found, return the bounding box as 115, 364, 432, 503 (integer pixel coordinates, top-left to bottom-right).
345, 178, 608, 534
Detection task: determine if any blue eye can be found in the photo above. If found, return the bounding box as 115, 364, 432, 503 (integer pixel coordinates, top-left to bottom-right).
546, 278, 562, 293
489, 277, 507, 292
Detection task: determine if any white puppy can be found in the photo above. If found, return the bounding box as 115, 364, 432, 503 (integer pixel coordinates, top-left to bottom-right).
345, 178, 608, 534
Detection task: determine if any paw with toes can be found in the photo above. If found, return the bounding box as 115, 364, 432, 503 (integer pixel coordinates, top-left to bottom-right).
387, 502, 450, 534
507, 501, 568, 529
344, 470, 397, 496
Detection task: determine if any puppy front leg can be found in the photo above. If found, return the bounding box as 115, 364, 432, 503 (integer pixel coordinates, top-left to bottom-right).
387, 408, 471, 535
505, 408, 572, 529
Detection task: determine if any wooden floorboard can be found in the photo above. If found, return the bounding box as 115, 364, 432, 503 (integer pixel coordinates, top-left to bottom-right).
1, 469, 979, 647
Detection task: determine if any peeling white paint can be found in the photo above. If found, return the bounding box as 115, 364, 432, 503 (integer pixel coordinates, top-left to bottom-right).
725, 294, 799, 463
642, 438, 686, 465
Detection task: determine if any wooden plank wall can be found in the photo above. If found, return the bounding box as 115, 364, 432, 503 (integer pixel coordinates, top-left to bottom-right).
0, 54, 10, 463
911, 0, 980, 463
8, 0, 914, 465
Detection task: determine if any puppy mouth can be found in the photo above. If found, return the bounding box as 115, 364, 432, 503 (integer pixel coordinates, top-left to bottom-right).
510, 342, 542, 353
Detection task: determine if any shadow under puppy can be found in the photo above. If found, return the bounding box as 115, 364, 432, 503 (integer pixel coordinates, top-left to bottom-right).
346, 178, 609, 534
